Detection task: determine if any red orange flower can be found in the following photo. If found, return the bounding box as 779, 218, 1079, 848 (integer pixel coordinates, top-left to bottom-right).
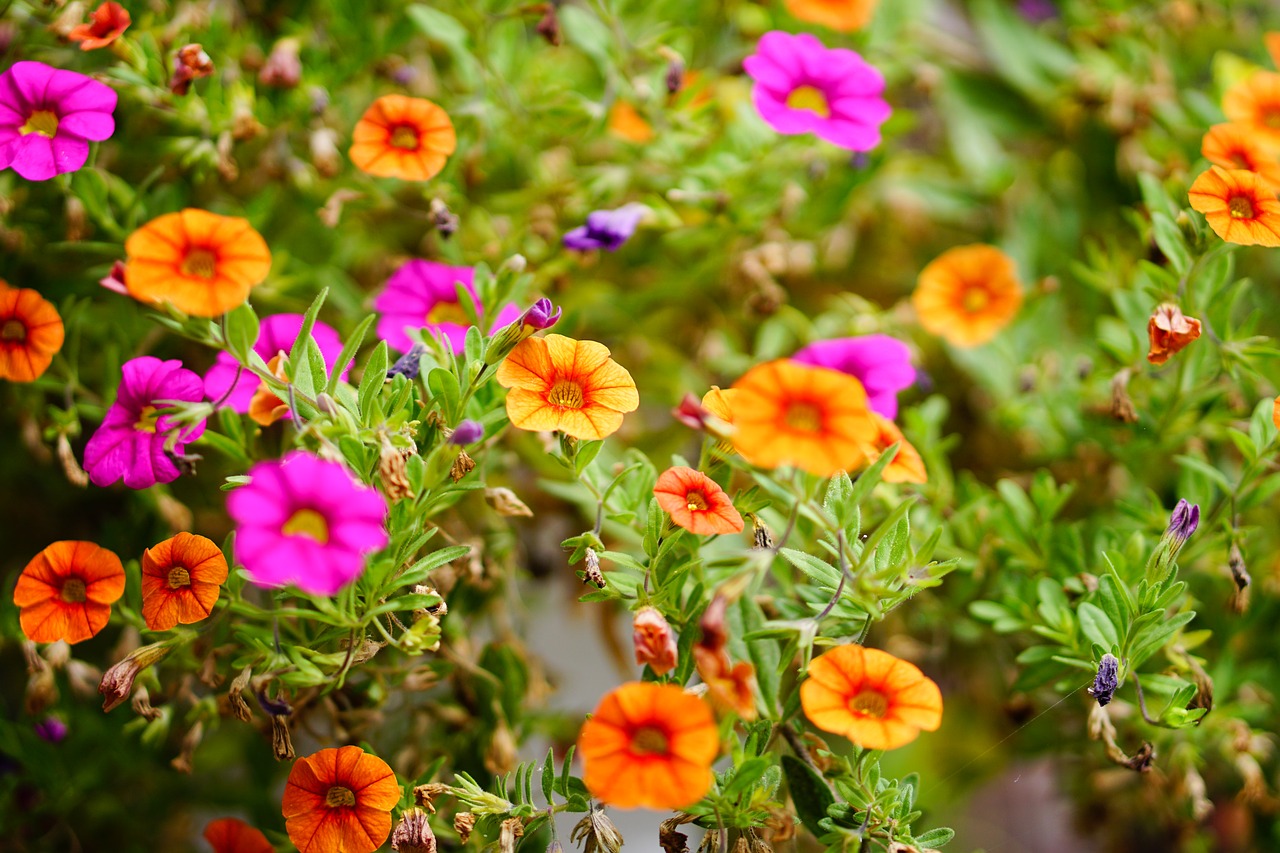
125, 209, 272, 317
350, 95, 456, 181
578, 681, 719, 810
13, 541, 125, 644
1223, 71, 1280, 144
0, 284, 64, 383
607, 101, 654, 144
913, 244, 1023, 347
800, 644, 943, 750
68, 2, 131, 50
140, 532, 229, 631
862, 414, 927, 485
282, 746, 402, 853
1201, 123, 1280, 189
203, 817, 274, 853
694, 646, 758, 720
1146, 304, 1202, 366
784, 0, 878, 31
654, 466, 744, 535
1188, 166, 1280, 247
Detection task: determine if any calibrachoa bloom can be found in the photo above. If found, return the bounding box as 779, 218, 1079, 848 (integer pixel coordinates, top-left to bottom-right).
13, 541, 125, 644
35, 716, 68, 743
607, 101, 654, 143
124, 209, 272, 317
0, 61, 117, 181
0, 284, 64, 383
1188, 167, 1280, 247
204, 313, 348, 412
204, 817, 274, 853
68, 3, 131, 51
743, 31, 891, 152
563, 203, 649, 251
654, 466, 744, 535
862, 414, 927, 484
702, 386, 738, 426
83, 356, 207, 489
1147, 304, 1202, 366
913, 244, 1023, 347
1223, 71, 1280, 144
578, 681, 719, 810
1201, 123, 1280, 189
140, 533, 228, 631
247, 353, 291, 427
350, 94, 457, 181
282, 746, 401, 853
800, 644, 943, 750
784, 0, 878, 32
228, 451, 390, 596
792, 335, 915, 420
374, 259, 521, 354
633, 607, 678, 675
496, 334, 639, 440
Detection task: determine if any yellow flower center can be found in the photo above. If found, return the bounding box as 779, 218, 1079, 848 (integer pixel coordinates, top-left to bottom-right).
1, 319, 26, 342
849, 688, 889, 719
784, 401, 823, 433
21, 110, 59, 138
548, 380, 585, 409
686, 491, 709, 511
325, 785, 357, 808
180, 248, 218, 279
962, 286, 991, 313
1230, 151, 1252, 169
390, 125, 420, 150
167, 567, 192, 589
427, 301, 470, 326
61, 577, 87, 604
1229, 194, 1256, 220
134, 405, 161, 433
282, 508, 330, 544
631, 725, 669, 756
786, 85, 830, 118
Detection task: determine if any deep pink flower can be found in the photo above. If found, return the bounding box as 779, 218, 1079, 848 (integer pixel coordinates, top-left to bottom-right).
0, 61, 117, 181
83, 356, 207, 489
204, 314, 349, 413
374, 259, 522, 354
790, 335, 915, 420
228, 451, 389, 596
742, 31, 890, 152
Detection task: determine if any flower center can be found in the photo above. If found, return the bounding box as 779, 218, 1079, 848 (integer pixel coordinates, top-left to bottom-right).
282, 508, 330, 544
686, 491, 709, 511
134, 405, 161, 433
548, 380, 585, 409
21, 110, 59, 138
60, 577, 87, 604
631, 725, 669, 755
427, 301, 470, 326
1, 319, 26, 342
849, 688, 889, 719
167, 567, 192, 589
786, 85, 830, 118
180, 248, 218, 279
962, 286, 991, 312
1230, 151, 1253, 169
390, 125, 420, 150
783, 401, 822, 433
325, 785, 357, 808
1229, 194, 1256, 219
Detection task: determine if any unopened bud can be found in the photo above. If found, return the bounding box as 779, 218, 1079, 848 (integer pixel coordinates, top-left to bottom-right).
259, 38, 301, 88
171, 44, 214, 95
100, 642, 170, 713
1087, 653, 1119, 706
485, 487, 533, 517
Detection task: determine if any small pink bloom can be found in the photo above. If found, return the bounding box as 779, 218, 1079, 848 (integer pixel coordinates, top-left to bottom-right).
633, 607, 679, 675
0, 61, 118, 181
374, 259, 522, 355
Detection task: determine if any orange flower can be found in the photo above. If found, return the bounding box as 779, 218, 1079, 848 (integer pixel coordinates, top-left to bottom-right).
862, 414, 927, 485
654, 466, 744, 535
701, 386, 738, 426
1273, 395, 1280, 430
1268, 33, 1280, 70
607, 101, 654, 143
282, 746, 402, 853
13, 541, 125, 644
1188, 166, 1280, 247
578, 681, 719, 810
350, 95, 457, 181
496, 334, 639, 440
140, 532, 229, 631
800, 644, 943, 751
1223, 71, 1280, 144
68, 2, 131, 50
1146, 304, 1202, 366
784, 0, 878, 32
1201, 123, 1280, 188
125, 209, 271, 317
248, 352, 291, 427
913, 244, 1023, 347
0, 285, 64, 383
729, 359, 877, 477
203, 817, 274, 853
694, 646, 758, 721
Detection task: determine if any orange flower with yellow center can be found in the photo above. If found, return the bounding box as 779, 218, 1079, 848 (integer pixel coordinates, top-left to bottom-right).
203, 817, 274, 853
1224, 71, 1280, 144
1188, 166, 1280, 247
578, 681, 719, 810
1201, 123, 1280, 189
13, 541, 125, 644
496, 334, 639, 440
0, 283, 64, 383
350, 94, 457, 181
862, 414, 927, 484
654, 466, 744, 535
729, 359, 877, 478
913, 244, 1023, 347
784, 0, 878, 31
140, 532, 228, 631
800, 644, 943, 751
125, 209, 271, 317
282, 746, 402, 853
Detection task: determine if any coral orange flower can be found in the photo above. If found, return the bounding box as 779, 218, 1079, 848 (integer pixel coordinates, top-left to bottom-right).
13, 541, 125, 644
125, 209, 271, 317
862, 414, 927, 485
282, 746, 402, 853
607, 101, 654, 143
203, 817, 274, 853
0, 284, 64, 383
800, 644, 943, 751
578, 681, 719, 810
140, 532, 229, 631
1146, 304, 1202, 366
1223, 71, 1280, 144
784, 0, 878, 32
633, 607, 678, 675
694, 646, 759, 721
1273, 395, 1280, 430
496, 334, 639, 440
350, 95, 456, 181
913, 244, 1023, 347
1188, 167, 1280, 247
730, 359, 877, 477
68, 2, 131, 50
1201, 123, 1280, 189
654, 466, 744, 535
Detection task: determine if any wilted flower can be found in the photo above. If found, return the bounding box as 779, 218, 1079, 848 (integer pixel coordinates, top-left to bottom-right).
454, 813, 477, 844
450, 450, 476, 483
0, 61, 118, 181
1146, 304, 1202, 366
1087, 653, 1120, 707
100, 642, 171, 712
392, 808, 436, 853
171, 44, 215, 95
485, 487, 533, 517
429, 197, 459, 237
633, 606, 679, 675
563, 204, 649, 251
582, 547, 605, 589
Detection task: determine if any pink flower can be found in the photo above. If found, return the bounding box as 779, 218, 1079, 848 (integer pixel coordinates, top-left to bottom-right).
228, 451, 389, 596
203, 314, 349, 413
742, 31, 890, 152
633, 607, 679, 675
374, 259, 522, 354
0, 61, 117, 181
790, 335, 915, 420
83, 357, 207, 489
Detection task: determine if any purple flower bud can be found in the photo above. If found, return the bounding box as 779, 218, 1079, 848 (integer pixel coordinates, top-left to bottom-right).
450, 420, 484, 445
562, 204, 648, 251
256, 689, 293, 717
35, 716, 68, 743
520, 297, 562, 331
387, 344, 428, 381
1167, 499, 1200, 546
1017, 0, 1058, 21
1087, 653, 1119, 706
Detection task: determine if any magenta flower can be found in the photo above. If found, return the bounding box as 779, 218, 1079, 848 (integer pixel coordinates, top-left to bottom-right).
791, 335, 915, 420
228, 451, 389, 596
83, 356, 207, 489
742, 31, 890, 152
374, 259, 522, 354
0, 61, 117, 181
204, 313, 350, 412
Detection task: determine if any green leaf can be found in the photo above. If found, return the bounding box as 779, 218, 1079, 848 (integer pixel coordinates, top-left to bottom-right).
1077, 603, 1120, 651
289, 288, 328, 370
782, 755, 834, 837
1151, 211, 1192, 276
541, 748, 555, 804
326, 313, 375, 395
224, 302, 259, 364
916, 827, 956, 848
359, 341, 390, 421
780, 548, 841, 588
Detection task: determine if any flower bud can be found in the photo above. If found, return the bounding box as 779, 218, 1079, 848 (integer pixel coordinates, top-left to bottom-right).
429, 198, 460, 238
310, 127, 342, 178
171, 44, 214, 95
485, 487, 533, 517
633, 607, 678, 675
387, 343, 428, 381
1087, 653, 1120, 706
100, 642, 170, 712
1144, 499, 1199, 584
582, 547, 605, 589
450, 419, 484, 445
35, 716, 68, 743
450, 450, 476, 483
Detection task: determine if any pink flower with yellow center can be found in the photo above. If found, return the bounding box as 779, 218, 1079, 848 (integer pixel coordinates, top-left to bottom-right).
0, 61, 117, 181
374, 259, 521, 355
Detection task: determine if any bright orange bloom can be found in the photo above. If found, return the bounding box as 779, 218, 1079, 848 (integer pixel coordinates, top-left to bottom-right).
1223, 71, 1280, 144
125, 209, 272, 317
1188, 167, 1280, 247
694, 646, 758, 721
248, 352, 290, 427
1268, 33, 1280, 70
913, 244, 1023, 347
203, 817, 274, 853
13, 541, 125, 644
1273, 395, 1280, 430
350, 95, 456, 181
1201, 123, 1280, 189
607, 101, 654, 143
800, 644, 943, 751
282, 746, 402, 853
140, 532, 228, 631
654, 466, 744, 535
578, 681, 719, 810
1146, 304, 1202, 366
729, 359, 877, 477
701, 386, 738, 426
784, 0, 878, 31
496, 334, 639, 440
862, 414, 927, 485
68, 2, 131, 50
0, 285, 64, 383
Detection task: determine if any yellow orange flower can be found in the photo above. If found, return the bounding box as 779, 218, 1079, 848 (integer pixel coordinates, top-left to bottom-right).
1223, 71, 1280, 144
784, 0, 878, 32
0, 285, 64, 383
913, 244, 1023, 347
862, 414, 926, 484
729, 360, 877, 477
578, 681, 719, 810
1146, 304, 1202, 366
248, 352, 291, 427
701, 386, 738, 425
694, 646, 758, 721
607, 101, 654, 143
1188, 166, 1280, 247
654, 466, 744, 535
125, 209, 271, 317
282, 746, 402, 853
1273, 395, 1280, 430
140, 532, 228, 631
203, 817, 274, 853
800, 644, 943, 751
1268, 33, 1280, 70
350, 95, 456, 181
1201, 123, 1280, 188
496, 334, 639, 440
13, 541, 125, 644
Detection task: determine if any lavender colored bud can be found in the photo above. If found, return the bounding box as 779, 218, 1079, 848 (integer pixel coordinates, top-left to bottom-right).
520, 297, 561, 331
387, 344, 428, 381
450, 420, 484, 446
1167, 499, 1200, 546
35, 716, 68, 743
562, 204, 649, 252
1087, 653, 1119, 707
1017, 0, 1058, 22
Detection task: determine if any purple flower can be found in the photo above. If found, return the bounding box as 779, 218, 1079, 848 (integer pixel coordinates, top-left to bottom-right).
1017, 0, 1058, 22
387, 343, 428, 381
204, 313, 350, 413
0, 61, 117, 181
450, 419, 484, 445
1167, 499, 1200, 546
228, 451, 389, 596
374, 259, 522, 355
743, 31, 891, 152
83, 356, 207, 489
563, 204, 648, 251
1087, 653, 1119, 707
791, 335, 915, 420
519, 297, 561, 331
35, 716, 68, 743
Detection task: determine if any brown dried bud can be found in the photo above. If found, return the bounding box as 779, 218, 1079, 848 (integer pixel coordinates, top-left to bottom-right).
259, 38, 302, 88
413, 782, 449, 813
1229, 542, 1251, 614
484, 720, 519, 775
751, 515, 773, 550
310, 126, 342, 178
535, 6, 561, 46
57, 432, 90, 486
131, 686, 163, 721
170, 719, 204, 774
582, 547, 605, 589
485, 486, 533, 517
100, 643, 170, 713
318, 189, 363, 228
171, 44, 214, 95
498, 818, 525, 853
26, 664, 58, 716
450, 450, 477, 484
271, 714, 295, 761
659, 815, 695, 853
380, 440, 416, 500
454, 813, 477, 844
1109, 368, 1138, 424
413, 584, 448, 618
571, 806, 624, 853
430, 198, 459, 238
392, 807, 436, 853
228, 666, 253, 722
